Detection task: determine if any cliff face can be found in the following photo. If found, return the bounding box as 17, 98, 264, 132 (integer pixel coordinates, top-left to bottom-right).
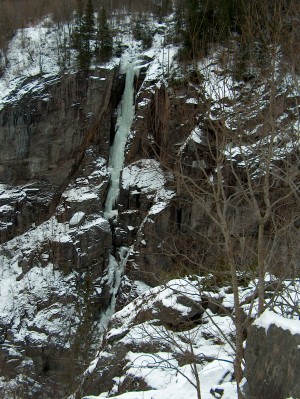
0, 68, 121, 398
0, 68, 118, 243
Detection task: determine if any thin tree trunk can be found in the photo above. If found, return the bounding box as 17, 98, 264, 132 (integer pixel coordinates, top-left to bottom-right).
224, 235, 245, 399
257, 222, 265, 315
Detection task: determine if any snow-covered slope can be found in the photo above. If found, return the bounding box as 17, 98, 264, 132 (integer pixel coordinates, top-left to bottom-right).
78, 275, 300, 399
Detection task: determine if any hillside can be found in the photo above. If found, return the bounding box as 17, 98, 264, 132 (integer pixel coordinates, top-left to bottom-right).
0, 1, 300, 399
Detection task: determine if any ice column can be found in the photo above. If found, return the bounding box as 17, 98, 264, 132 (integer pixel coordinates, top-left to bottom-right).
104, 63, 138, 219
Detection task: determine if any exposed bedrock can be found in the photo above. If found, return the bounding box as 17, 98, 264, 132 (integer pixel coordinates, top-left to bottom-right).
244, 311, 300, 399
0, 67, 119, 243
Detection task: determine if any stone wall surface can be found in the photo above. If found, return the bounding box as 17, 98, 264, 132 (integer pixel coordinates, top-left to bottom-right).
244, 312, 300, 399
0, 68, 117, 243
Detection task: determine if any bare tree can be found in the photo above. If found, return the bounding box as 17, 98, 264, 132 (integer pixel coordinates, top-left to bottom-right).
126, 3, 300, 398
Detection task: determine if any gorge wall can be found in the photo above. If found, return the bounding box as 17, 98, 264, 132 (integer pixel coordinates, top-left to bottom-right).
0, 52, 300, 399
0, 67, 122, 398
0, 67, 119, 243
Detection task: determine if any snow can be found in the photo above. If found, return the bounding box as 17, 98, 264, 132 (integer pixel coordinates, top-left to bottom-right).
69, 211, 86, 227
85, 277, 239, 399
0, 19, 68, 110
144, 44, 178, 82
87, 358, 99, 375
253, 310, 300, 335
178, 126, 204, 154
198, 55, 235, 102
0, 203, 114, 387
186, 98, 199, 104
133, 280, 150, 295
1, 9, 299, 399
0, 257, 79, 346
121, 159, 175, 218
122, 159, 165, 192
85, 272, 300, 399
63, 187, 99, 202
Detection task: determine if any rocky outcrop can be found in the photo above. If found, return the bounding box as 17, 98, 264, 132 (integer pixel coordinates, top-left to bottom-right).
0, 65, 122, 398
0, 211, 113, 399
118, 72, 300, 285
75, 277, 235, 399
244, 310, 300, 399
1, 29, 300, 399
0, 67, 117, 243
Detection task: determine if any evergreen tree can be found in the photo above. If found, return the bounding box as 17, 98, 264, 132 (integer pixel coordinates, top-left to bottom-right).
175, 0, 241, 59
174, 0, 186, 36
82, 0, 95, 53
132, 12, 153, 49
72, 0, 84, 52
72, 0, 95, 70
96, 7, 113, 61
182, 0, 202, 58
153, 0, 172, 21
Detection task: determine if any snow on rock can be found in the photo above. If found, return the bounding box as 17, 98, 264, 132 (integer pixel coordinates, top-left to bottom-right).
0, 19, 66, 110
81, 274, 300, 399
81, 277, 237, 399
0, 203, 112, 396
179, 126, 204, 153
245, 305, 300, 399
253, 310, 300, 335
121, 159, 175, 217
122, 159, 166, 192
186, 97, 199, 104
196, 51, 239, 105
70, 212, 86, 227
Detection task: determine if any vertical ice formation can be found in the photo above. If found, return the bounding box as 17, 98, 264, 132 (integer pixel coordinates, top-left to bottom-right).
94, 62, 139, 341
104, 62, 139, 219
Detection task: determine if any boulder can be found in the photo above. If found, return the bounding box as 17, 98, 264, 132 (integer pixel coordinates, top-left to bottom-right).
244, 310, 300, 399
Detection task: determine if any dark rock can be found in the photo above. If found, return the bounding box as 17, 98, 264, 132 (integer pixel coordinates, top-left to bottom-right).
244, 311, 300, 399
0, 68, 116, 243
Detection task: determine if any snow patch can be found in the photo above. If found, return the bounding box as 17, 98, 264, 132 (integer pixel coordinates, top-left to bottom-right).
69, 212, 85, 227
253, 310, 300, 335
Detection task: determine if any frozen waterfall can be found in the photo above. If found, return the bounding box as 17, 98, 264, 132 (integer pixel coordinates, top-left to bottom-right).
93, 61, 139, 346
104, 62, 138, 219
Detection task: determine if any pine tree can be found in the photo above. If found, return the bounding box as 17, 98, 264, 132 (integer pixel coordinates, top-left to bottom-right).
72, 0, 95, 70
174, 0, 186, 36
82, 0, 95, 54
154, 0, 172, 21
72, 0, 84, 52
175, 0, 241, 59
96, 7, 113, 61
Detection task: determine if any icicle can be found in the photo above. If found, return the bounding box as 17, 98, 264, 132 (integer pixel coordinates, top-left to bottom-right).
83, 61, 140, 383
104, 62, 140, 219
94, 61, 139, 341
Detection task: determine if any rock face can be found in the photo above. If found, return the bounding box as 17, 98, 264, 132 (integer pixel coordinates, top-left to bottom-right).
0, 68, 117, 243
244, 310, 300, 399
118, 73, 300, 284
0, 67, 120, 398
76, 277, 236, 399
